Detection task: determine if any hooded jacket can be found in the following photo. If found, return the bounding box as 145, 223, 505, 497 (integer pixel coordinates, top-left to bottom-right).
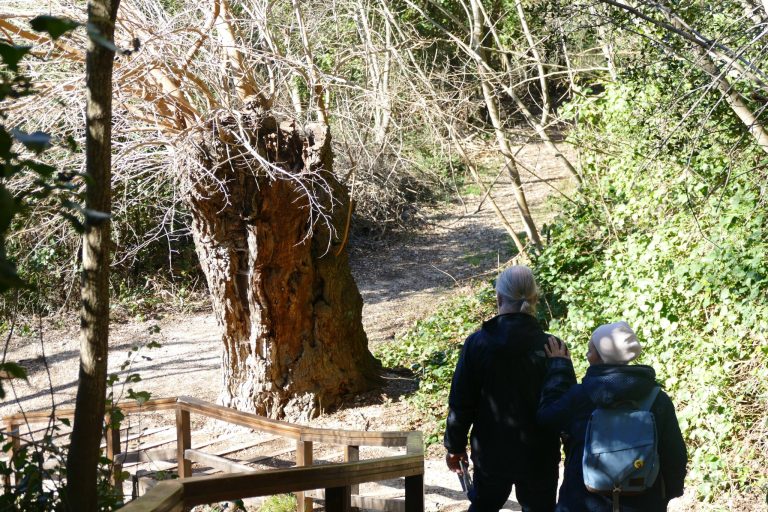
537, 359, 688, 512
444, 312, 560, 478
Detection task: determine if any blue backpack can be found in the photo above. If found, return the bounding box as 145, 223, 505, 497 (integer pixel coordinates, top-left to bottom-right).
582, 386, 661, 511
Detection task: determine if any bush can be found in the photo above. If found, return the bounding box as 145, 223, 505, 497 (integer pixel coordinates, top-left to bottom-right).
535, 78, 768, 503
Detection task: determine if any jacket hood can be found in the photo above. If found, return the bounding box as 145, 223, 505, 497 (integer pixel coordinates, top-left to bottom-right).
481, 312, 545, 355
582, 364, 657, 407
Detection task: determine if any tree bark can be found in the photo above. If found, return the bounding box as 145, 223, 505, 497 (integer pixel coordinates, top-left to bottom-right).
65, 0, 119, 510
513, 0, 552, 124
183, 114, 380, 420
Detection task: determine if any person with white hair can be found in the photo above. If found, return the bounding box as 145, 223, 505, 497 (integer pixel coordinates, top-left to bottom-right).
444, 265, 561, 512
537, 322, 688, 511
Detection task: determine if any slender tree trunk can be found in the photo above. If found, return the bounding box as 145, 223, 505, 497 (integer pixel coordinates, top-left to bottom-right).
469, 0, 542, 249
357, 1, 392, 144
183, 114, 380, 420
514, 0, 552, 124
65, 0, 119, 510
293, 0, 328, 125
589, 4, 619, 81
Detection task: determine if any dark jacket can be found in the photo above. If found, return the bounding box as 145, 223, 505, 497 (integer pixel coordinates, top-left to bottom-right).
444, 312, 560, 478
537, 358, 688, 512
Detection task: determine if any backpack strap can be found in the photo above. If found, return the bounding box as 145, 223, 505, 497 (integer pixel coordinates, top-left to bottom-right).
638, 386, 661, 411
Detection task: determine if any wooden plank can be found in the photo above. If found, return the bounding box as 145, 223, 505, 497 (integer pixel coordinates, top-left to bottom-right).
300, 430, 410, 448
103, 425, 173, 449
344, 445, 360, 512
198, 445, 296, 476
201, 434, 281, 459
119, 446, 180, 466
405, 433, 423, 456
3, 422, 168, 452
185, 449, 256, 474
123, 435, 288, 470
176, 397, 413, 448
117, 433, 182, 465
120, 480, 184, 512
325, 486, 351, 512
118, 432, 223, 465
181, 454, 423, 506
295, 440, 313, 512
308, 491, 406, 512
3, 419, 19, 491
175, 408, 192, 478
404, 474, 424, 512
105, 411, 123, 488
132, 459, 178, 475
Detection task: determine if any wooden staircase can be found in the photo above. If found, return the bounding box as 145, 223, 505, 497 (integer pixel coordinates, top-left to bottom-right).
2, 396, 424, 512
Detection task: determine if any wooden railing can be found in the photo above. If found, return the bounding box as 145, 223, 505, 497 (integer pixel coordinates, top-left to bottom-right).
3, 396, 425, 512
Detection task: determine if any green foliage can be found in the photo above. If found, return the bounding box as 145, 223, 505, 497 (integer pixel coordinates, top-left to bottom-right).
0, 41, 80, 296
259, 493, 296, 512
0, 424, 125, 511
0, 362, 28, 399
534, 75, 768, 503
0, 14, 85, 397
375, 284, 496, 445
29, 16, 80, 41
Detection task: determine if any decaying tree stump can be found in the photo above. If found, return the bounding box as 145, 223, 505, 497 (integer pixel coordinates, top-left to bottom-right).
182, 112, 381, 420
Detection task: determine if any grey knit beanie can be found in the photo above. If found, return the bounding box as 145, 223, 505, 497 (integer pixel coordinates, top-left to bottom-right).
590, 321, 642, 364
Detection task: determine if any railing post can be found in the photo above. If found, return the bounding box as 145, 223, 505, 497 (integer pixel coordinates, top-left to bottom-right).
344, 445, 360, 511
404, 474, 424, 512
3, 420, 19, 491
104, 410, 123, 489
295, 440, 313, 512
175, 406, 192, 478
325, 485, 351, 512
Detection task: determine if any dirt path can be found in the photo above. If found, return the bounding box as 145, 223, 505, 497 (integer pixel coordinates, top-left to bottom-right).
1, 142, 575, 510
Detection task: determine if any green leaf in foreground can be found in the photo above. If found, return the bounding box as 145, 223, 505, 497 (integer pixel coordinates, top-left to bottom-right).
29, 15, 80, 41
0, 42, 31, 73
0, 362, 28, 380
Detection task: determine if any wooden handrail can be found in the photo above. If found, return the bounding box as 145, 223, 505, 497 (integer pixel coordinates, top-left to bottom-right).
182, 454, 423, 506
2, 397, 178, 423
3, 396, 419, 449
121, 454, 423, 511
176, 396, 417, 448
121, 481, 183, 512
175, 396, 303, 439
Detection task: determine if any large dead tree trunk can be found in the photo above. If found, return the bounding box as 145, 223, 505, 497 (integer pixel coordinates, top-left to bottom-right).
183, 113, 380, 420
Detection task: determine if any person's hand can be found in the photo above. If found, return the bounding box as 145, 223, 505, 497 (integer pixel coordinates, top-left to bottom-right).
544, 335, 570, 360
445, 451, 468, 474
